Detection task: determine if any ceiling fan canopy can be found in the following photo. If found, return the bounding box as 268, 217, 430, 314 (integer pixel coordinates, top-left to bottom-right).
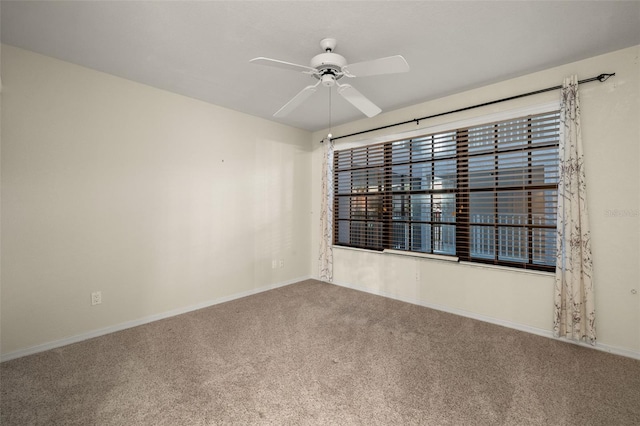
250, 38, 410, 118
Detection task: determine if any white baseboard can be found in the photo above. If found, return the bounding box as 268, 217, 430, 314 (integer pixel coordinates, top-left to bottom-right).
329, 279, 640, 361
1, 275, 312, 362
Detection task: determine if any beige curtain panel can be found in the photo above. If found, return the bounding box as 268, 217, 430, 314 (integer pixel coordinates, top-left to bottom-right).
319, 138, 334, 282
553, 75, 596, 344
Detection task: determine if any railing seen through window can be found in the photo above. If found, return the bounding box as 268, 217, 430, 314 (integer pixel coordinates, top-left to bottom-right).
333, 111, 560, 271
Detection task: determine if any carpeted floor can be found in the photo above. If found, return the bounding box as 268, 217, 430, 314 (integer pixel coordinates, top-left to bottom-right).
1, 279, 639, 425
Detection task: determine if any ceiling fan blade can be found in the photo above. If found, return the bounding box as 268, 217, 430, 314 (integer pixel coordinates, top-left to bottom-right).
250, 57, 316, 74
337, 84, 382, 118
274, 83, 319, 117
343, 55, 410, 77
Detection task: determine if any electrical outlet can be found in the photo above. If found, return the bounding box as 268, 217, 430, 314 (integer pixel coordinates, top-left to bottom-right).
271, 259, 277, 269
279, 259, 284, 268
91, 291, 102, 306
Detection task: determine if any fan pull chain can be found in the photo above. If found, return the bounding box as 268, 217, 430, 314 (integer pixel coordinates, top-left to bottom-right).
328, 86, 333, 141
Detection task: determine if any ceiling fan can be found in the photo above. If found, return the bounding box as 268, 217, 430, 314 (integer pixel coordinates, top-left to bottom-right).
250, 38, 410, 118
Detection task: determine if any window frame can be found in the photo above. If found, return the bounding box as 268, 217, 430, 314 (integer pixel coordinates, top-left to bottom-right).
332, 102, 560, 272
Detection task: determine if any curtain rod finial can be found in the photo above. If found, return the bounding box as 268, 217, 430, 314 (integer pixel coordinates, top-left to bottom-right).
597, 73, 615, 82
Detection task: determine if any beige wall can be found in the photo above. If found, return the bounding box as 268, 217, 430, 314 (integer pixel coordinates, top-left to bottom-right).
311, 45, 640, 356
1, 45, 313, 356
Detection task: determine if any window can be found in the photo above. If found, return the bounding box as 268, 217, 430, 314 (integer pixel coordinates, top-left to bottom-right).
333, 111, 560, 271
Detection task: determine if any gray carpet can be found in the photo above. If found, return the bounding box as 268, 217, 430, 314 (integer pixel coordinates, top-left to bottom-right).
1, 279, 639, 425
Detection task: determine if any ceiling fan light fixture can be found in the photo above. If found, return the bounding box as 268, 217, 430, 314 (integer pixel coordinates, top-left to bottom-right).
321, 74, 336, 87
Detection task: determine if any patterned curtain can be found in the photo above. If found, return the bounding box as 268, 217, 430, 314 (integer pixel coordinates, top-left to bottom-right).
553, 75, 596, 344
318, 138, 334, 282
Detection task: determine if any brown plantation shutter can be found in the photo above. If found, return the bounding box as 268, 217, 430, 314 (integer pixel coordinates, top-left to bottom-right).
333, 111, 560, 272
334, 142, 387, 250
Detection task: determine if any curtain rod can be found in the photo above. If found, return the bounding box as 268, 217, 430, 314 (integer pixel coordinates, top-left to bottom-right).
326, 73, 615, 143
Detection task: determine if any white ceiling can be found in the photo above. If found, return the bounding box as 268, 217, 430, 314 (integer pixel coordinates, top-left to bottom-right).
2, 1, 639, 132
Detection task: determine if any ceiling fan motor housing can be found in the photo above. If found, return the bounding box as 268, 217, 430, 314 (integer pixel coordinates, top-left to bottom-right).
310, 52, 347, 69
311, 52, 347, 83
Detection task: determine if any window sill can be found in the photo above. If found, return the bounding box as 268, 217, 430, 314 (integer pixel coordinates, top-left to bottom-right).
458, 261, 555, 277
332, 245, 382, 255
383, 249, 459, 262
